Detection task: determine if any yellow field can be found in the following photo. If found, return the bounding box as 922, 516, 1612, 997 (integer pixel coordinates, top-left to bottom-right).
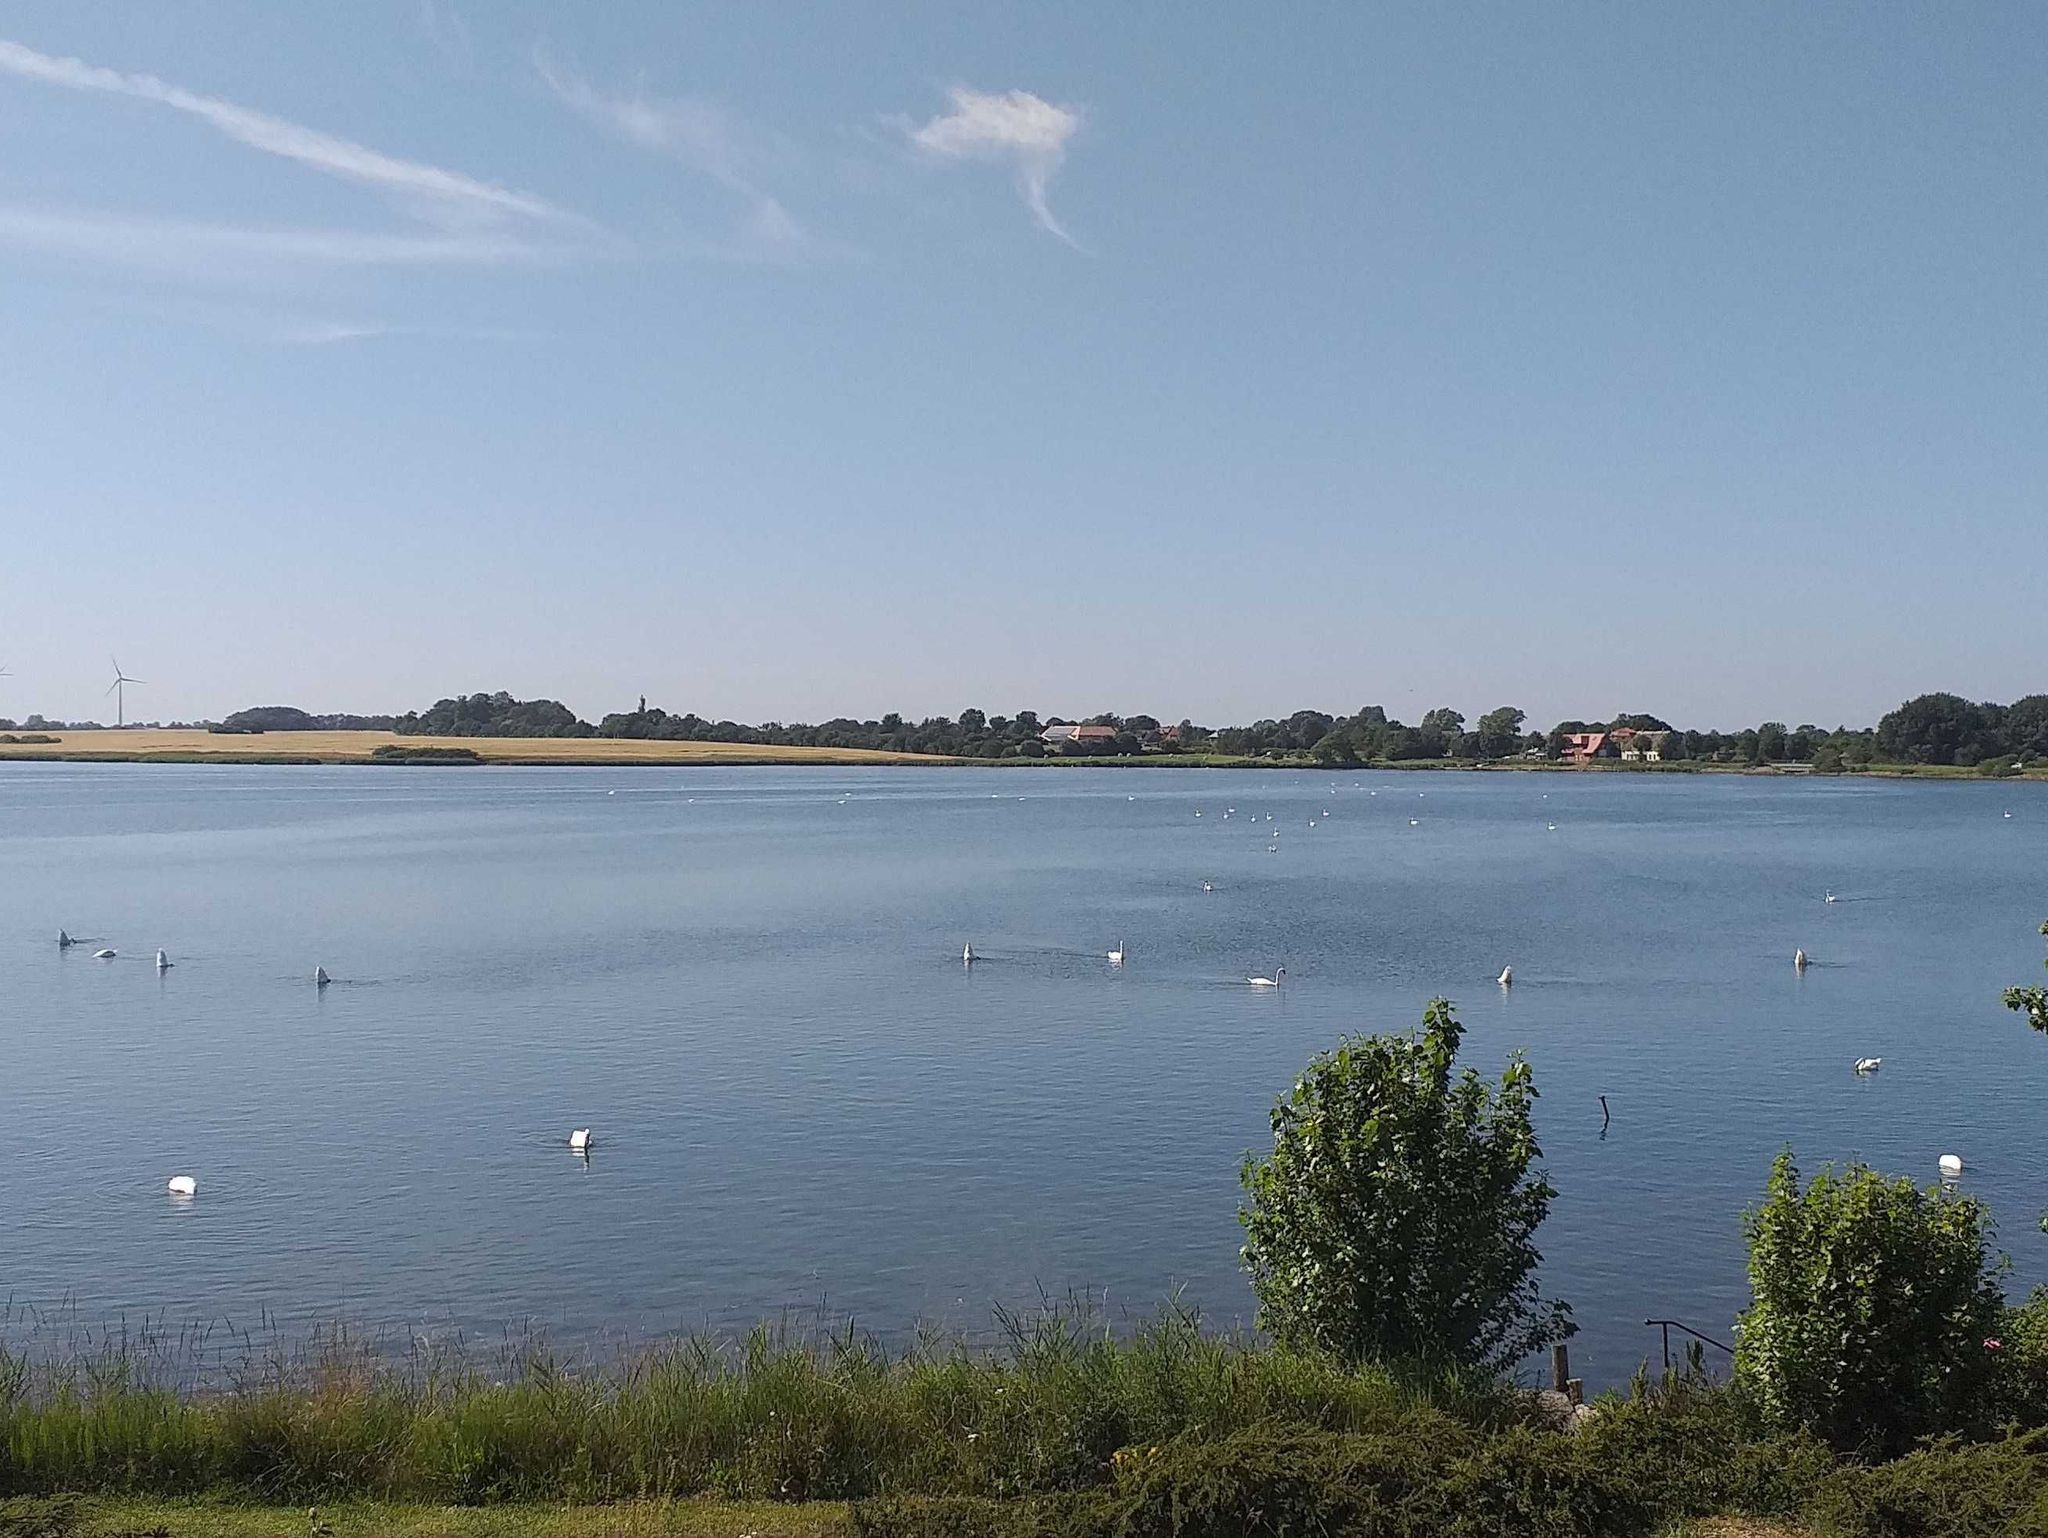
0, 730, 947, 766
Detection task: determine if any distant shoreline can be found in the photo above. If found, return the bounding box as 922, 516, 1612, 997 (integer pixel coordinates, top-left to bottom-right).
0, 729, 2040, 780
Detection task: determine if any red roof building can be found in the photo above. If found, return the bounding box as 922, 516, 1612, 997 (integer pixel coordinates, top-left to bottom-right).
1560, 731, 1612, 763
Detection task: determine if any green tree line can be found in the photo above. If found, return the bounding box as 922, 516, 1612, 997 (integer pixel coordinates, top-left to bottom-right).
185, 689, 2048, 768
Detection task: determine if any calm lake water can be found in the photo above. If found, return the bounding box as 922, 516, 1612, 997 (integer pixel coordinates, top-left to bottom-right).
3, 763, 2044, 1382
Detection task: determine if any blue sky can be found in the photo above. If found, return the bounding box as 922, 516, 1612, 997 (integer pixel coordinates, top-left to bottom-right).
0, 3, 2041, 730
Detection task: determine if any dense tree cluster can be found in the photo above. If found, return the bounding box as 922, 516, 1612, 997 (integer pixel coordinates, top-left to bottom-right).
1876, 692, 2048, 768
217, 705, 402, 732
396, 692, 592, 738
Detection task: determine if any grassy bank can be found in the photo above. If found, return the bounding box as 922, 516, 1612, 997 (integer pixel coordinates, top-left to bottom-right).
7, 1314, 2048, 1537
0, 1497, 848, 1537
0, 1312, 1507, 1505
0, 1498, 1816, 1537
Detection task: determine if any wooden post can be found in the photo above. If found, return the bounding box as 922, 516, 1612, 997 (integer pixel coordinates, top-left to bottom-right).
1551, 1343, 1569, 1392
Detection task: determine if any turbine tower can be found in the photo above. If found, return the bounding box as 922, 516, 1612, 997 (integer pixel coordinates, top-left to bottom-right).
106, 657, 144, 727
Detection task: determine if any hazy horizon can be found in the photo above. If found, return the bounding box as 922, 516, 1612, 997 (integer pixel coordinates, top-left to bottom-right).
3, 4, 2042, 730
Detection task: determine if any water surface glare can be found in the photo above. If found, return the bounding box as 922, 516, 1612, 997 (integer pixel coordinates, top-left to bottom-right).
4, 763, 2045, 1381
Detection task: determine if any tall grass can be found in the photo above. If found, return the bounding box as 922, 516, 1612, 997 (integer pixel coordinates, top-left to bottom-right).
0, 1302, 1516, 1504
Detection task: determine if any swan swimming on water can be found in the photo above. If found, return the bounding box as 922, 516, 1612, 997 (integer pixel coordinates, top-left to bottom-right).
314, 966, 331, 987
1939, 1153, 1963, 1178
1497, 966, 1513, 988
1854, 1057, 1882, 1074
1247, 967, 1286, 988
1825, 890, 1838, 903
962, 943, 977, 965
58, 929, 74, 949
1794, 948, 1810, 971
1107, 940, 1126, 966
569, 1128, 593, 1153
155, 950, 172, 970
166, 1175, 196, 1197
92, 948, 116, 960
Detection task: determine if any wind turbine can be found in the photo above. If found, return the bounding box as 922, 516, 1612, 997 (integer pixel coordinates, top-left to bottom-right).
106, 657, 144, 727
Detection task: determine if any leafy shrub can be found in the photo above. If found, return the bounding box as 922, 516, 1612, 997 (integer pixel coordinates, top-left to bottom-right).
1997, 1287, 2048, 1428
1238, 999, 1572, 1371
2006, 921, 2048, 1038
1735, 1153, 2008, 1454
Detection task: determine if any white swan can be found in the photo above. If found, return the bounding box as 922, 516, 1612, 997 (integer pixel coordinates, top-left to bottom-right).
1497, 966, 1513, 988
1107, 940, 1126, 966
1854, 1057, 1882, 1074
156, 950, 172, 971
962, 943, 977, 965
569, 1128, 593, 1153
314, 966, 331, 987
1201, 881, 1214, 893
1939, 1153, 1963, 1177
93, 948, 116, 960
1794, 948, 1810, 970
1247, 967, 1286, 988
58, 929, 74, 949
1408, 818, 1420, 826
1824, 890, 1838, 903
166, 1175, 196, 1197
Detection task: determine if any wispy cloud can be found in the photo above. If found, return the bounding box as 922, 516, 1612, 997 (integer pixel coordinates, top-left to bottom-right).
271, 317, 532, 346
906, 86, 1083, 246
273, 319, 399, 345
536, 51, 811, 258
416, 1, 474, 72
0, 36, 564, 227
0, 204, 553, 275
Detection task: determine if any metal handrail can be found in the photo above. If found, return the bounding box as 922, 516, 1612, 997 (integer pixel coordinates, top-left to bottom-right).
1644, 1318, 1734, 1371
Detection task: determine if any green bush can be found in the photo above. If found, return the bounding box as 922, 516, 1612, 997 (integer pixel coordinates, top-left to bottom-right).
368, 744, 482, 764
853, 1414, 1827, 1538
1735, 1153, 2008, 1455
1573, 1376, 1830, 1519
1238, 1000, 1573, 1372
1803, 1428, 2048, 1538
